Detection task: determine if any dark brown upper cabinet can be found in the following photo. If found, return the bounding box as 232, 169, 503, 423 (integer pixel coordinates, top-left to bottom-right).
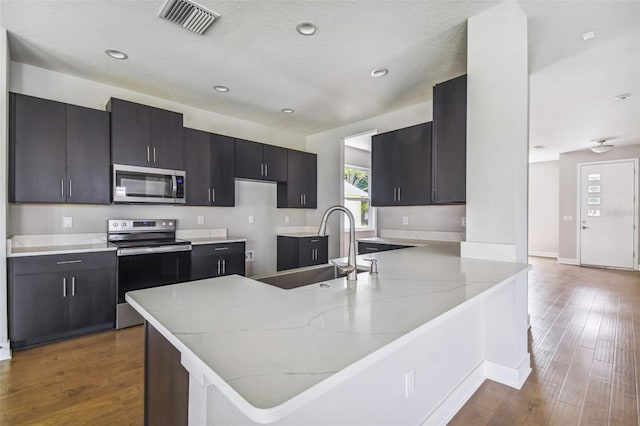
432, 74, 467, 204
277, 149, 317, 208
108, 98, 184, 170
184, 128, 235, 207
371, 122, 432, 206
234, 138, 287, 182
9, 93, 110, 204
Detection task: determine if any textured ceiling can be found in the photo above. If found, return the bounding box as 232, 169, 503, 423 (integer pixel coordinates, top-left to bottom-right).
1, 0, 639, 160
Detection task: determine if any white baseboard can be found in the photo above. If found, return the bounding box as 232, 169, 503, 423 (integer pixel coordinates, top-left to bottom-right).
558, 257, 579, 265
421, 362, 486, 426
484, 353, 531, 390
0, 342, 11, 361
528, 251, 557, 258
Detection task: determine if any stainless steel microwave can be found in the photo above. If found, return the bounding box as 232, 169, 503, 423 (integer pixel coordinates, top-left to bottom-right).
112, 164, 186, 204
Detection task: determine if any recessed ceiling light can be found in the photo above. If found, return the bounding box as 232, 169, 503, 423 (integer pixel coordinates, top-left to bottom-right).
532, 145, 545, 150
105, 49, 128, 60
371, 67, 389, 78
582, 30, 596, 41
614, 93, 631, 101
296, 21, 318, 36
282, 108, 295, 114
213, 85, 229, 93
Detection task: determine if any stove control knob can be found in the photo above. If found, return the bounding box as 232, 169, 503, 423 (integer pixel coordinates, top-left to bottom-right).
112, 222, 118, 227
162, 222, 167, 226
169, 222, 173, 226
120, 222, 127, 227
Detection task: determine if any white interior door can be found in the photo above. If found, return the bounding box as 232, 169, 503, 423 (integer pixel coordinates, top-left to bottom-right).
579, 161, 636, 269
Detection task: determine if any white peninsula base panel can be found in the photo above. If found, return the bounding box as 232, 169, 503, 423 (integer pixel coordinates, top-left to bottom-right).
127, 244, 530, 425
186, 272, 529, 425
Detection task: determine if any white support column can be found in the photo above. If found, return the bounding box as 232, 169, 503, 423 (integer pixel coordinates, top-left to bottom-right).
462, 1, 529, 264
0, 28, 11, 361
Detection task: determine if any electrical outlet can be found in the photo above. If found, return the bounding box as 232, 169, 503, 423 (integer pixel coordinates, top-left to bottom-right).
461, 217, 466, 227
402, 216, 409, 226
405, 368, 415, 399
197, 215, 204, 225
245, 250, 254, 262
285, 215, 290, 224
62, 217, 73, 228
249, 215, 254, 224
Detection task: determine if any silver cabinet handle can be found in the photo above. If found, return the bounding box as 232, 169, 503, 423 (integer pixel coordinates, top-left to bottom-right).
310, 239, 319, 243
393, 187, 396, 201
56, 260, 82, 265
366, 247, 379, 251
304, 194, 306, 205
261, 163, 264, 176
71, 276, 76, 296
211, 188, 215, 203
61, 178, 65, 198
208, 187, 211, 202
300, 194, 303, 205
147, 146, 150, 163
68, 179, 72, 199
398, 187, 401, 201
214, 247, 229, 251
217, 259, 221, 275
153, 146, 156, 163
265, 163, 268, 176
63, 277, 67, 297
222, 259, 226, 274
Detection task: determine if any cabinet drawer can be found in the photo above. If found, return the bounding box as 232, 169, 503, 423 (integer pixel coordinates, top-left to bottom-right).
192, 242, 245, 257
298, 236, 327, 247
9, 251, 116, 276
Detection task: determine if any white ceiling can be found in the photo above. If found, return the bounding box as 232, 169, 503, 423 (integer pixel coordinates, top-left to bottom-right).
1, 1, 639, 161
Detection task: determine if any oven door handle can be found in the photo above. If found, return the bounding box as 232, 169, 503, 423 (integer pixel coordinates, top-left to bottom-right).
117, 244, 192, 256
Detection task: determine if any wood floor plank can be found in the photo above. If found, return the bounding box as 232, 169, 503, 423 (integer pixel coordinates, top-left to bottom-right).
579, 377, 611, 426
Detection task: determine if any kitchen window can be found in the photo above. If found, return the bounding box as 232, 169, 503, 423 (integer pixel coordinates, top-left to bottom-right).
344, 165, 375, 230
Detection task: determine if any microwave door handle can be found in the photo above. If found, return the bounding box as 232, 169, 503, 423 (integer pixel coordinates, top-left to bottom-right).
172, 175, 178, 199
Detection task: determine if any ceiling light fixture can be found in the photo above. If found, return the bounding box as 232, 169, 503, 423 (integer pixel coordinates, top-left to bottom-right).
282, 108, 295, 114
582, 30, 596, 41
591, 139, 614, 154
105, 49, 128, 60
614, 93, 631, 101
296, 21, 318, 36
371, 68, 389, 78
213, 85, 229, 92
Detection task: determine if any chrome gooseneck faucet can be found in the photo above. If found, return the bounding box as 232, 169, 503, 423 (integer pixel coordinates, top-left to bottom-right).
318, 205, 358, 283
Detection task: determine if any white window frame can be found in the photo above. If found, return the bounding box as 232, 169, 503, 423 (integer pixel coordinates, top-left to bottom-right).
344, 163, 376, 231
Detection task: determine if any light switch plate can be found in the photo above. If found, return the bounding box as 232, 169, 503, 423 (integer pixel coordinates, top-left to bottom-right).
402, 216, 409, 226
249, 215, 254, 224
197, 215, 204, 225
405, 368, 415, 399
62, 217, 73, 228
285, 215, 290, 224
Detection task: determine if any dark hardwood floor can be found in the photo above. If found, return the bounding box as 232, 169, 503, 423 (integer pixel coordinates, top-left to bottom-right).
0, 326, 144, 425
451, 257, 640, 425
0, 257, 637, 425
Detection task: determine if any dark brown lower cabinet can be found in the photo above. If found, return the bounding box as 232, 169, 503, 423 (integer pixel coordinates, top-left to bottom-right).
277, 236, 328, 271
145, 323, 189, 426
357, 241, 410, 254
190, 242, 246, 280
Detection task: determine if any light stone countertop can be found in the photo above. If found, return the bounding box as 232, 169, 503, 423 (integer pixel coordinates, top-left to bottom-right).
356, 236, 430, 246
7, 233, 116, 257
126, 242, 530, 422
186, 236, 247, 245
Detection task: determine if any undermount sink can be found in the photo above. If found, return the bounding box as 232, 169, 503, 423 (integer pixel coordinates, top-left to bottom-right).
257, 264, 367, 290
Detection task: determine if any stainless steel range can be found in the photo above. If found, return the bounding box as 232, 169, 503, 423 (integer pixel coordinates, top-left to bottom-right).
108, 219, 191, 328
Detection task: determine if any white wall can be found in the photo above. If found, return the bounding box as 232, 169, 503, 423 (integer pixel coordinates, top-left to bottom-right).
528, 161, 559, 257
8, 62, 309, 277
1, 29, 10, 359
344, 147, 370, 169
558, 144, 640, 262
462, 2, 529, 263
306, 101, 469, 259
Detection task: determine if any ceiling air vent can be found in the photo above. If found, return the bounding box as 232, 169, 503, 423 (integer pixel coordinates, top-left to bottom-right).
158, 0, 219, 35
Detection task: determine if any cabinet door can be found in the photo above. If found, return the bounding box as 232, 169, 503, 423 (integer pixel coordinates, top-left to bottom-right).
68, 268, 116, 331
150, 107, 184, 170
184, 128, 212, 206
223, 253, 246, 276
395, 122, 432, 206
10, 93, 67, 203
263, 145, 287, 182
277, 236, 299, 271
234, 139, 264, 180
66, 105, 111, 204
109, 98, 150, 167
432, 75, 467, 203
370, 131, 396, 206
9, 271, 69, 346
301, 151, 317, 208
282, 149, 305, 208
210, 134, 236, 206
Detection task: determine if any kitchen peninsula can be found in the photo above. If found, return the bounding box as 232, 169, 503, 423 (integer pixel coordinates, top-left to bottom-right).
127, 242, 530, 425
